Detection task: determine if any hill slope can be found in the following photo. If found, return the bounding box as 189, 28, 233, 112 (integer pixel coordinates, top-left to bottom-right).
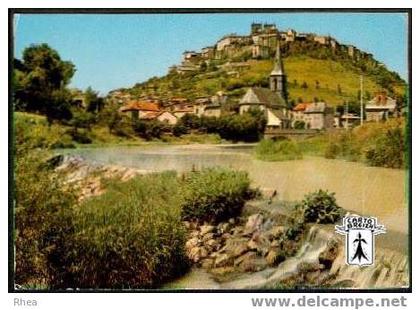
116, 34, 406, 109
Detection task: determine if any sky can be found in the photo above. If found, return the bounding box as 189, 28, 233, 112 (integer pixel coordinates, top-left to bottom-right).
14, 12, 409, 95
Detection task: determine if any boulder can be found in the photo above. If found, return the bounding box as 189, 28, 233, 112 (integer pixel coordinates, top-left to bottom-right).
245, 214, 264, 233
232, 242, 249, 258
188, 246, 202, 263
234, 251, 257, 266
185, 237, 200, 251
297, 262, 323, 273
248, 233, 271, 256
266, 248, 286, 266
202, 232, 215, 242
200, 225, 215, 235
239, 257, 268, 272
201, 258, 214, 269
319, 240, 339, 269
214, 253, 234, 268
205, 239, 220, 251
268, 225, 286, 240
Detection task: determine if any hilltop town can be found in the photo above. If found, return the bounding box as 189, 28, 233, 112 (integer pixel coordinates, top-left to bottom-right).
103, 24, 405, 136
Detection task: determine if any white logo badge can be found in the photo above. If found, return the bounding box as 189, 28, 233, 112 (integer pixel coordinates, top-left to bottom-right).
335, 216, 386, 266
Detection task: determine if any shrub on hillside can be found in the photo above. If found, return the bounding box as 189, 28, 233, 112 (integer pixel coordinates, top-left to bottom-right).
180, 168, 252, 223
365, 127, 407, 169
255, 139, 303, 161
295, 190, 344, 224
55, 172, 189, 289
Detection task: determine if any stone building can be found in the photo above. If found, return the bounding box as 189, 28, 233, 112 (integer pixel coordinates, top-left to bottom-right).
365, 92, 397, 122
303, 102, 334, 130
239, 42, 290, 129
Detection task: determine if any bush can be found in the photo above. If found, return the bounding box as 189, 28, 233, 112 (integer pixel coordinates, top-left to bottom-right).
172, 123, 188, 137
180, 168, 251, 223
14, 136, 78, 287
295, 190, 344, 224
365, 127, 407, 168
56, 172, 189, 289
255, 139, 303, 161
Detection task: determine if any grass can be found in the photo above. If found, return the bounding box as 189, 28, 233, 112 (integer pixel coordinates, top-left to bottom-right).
255, 118, 407, 169
62, 172, 189, 289
131, 55, 405, 106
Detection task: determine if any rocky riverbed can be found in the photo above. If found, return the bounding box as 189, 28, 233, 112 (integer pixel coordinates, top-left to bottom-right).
54, 155, 409, 290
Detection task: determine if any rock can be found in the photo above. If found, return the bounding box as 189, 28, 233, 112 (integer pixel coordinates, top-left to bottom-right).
233, 243, 249, 258
210, 266, 235, 277
228, 218, 236, 225
268, 226, 286, 240
219, 222, 231, 234
248, 233, 271, 256
221, 237, 249, 254
297, 262, 323, 273
271, 240, 281, 247
201, 258, 214, 269
305, 270, 321, 283
319, 240, 339, 269
245, 214, 264, 233
185, 237, 200, 250
202, 232, 215, 242
205, 239, 220, 251
234, 251, 257, 266
200, 225, 215, 235
239, 257, 268, 272
266, 248, 286, 266
188, 246, 202, 263
214, 253, 234, 267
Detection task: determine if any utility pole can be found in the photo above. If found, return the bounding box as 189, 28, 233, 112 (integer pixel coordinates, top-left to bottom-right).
360, 75, 364, 126
345, 100, 349, 130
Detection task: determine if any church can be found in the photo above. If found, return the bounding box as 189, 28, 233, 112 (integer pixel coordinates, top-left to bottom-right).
238, 42, 291, 129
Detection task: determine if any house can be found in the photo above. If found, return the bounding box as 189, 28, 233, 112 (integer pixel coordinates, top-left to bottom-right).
139, 111, 178, 125
202, 103, 222, 118
119, 101, 160, 120
292, 103, 311, 127
365, 92, 397, 122
239, 42, 290, 129
303, 102, 334, 130
341, 113, 360, 129
173, 108, 195, 119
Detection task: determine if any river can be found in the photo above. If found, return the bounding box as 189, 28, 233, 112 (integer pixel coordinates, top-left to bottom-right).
61, 144, 409, 289
62, 144, 408, 240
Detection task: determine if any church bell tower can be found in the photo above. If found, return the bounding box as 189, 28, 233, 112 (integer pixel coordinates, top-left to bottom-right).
270, 42, 287, 101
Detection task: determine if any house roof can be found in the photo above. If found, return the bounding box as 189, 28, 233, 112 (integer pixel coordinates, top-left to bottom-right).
119, 101, 160, 112
366, 94, 396, 110
239, 87, 287, 107
304, 102, 330, 114
293, 103, 311, 112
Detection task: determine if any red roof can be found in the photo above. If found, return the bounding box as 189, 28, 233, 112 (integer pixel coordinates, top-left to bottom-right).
293, 103, 311, 112
119, 101, 160, 112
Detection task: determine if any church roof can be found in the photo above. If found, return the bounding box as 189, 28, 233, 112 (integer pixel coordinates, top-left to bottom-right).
239, 87, 287, 107
270, 42, 285, 76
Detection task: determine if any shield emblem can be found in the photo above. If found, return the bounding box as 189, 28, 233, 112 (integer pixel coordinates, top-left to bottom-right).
346, 229, 373, 266
336, 215, 386, 267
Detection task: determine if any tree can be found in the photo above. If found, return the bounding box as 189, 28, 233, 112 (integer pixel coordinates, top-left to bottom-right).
84, 87, 104, 113
14, 44, 76, 123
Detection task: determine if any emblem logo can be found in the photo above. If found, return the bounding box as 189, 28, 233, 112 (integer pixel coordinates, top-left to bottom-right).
335, 215, 386, 266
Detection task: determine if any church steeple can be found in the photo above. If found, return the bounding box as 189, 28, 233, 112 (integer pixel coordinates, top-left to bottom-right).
270, 41, 287, 101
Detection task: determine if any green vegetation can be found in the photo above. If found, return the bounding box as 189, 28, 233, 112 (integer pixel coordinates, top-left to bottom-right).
130, 54, 405, 108
14, 117, 78, 287
180, 168, 252, 223
59, 173, 189, 289
323, 119, 407, 168
295, 190, 344, 224
13, 44, 75, 123
255, 119, 407, 169
255, 139, 303, 161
